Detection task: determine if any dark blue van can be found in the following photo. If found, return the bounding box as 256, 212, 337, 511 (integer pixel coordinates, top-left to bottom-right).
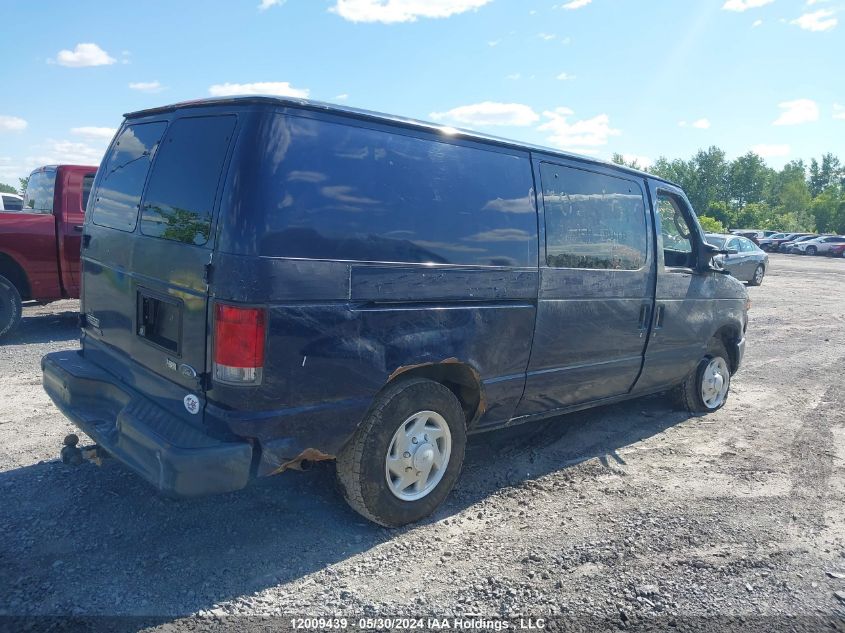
42, 97, 748, 526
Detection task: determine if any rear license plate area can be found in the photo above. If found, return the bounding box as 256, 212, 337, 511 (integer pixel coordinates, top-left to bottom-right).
137, 290, 182, 354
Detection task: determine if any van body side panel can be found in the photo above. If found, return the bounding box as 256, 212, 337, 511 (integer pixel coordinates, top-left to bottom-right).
515, 157, 655, 417
208, 255, 538, 467
210, 109, 540, 469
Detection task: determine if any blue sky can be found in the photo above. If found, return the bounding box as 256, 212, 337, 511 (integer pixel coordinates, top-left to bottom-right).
1, 0, 843, 186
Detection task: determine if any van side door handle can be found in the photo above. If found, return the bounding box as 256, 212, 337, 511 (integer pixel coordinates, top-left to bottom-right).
653, 304, 665, 331
638, 303, 651, 337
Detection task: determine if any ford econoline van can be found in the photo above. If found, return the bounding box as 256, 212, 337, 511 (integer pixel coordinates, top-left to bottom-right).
43, 97, 748, 526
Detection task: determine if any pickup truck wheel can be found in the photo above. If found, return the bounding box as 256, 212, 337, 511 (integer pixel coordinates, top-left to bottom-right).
336, 378, 467, 527
673, 341, 732, 414
0, 274, 22, 341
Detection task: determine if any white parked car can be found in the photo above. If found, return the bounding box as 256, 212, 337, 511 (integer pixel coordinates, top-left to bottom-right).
793, 235, 845, 256
0, 192, 23, 212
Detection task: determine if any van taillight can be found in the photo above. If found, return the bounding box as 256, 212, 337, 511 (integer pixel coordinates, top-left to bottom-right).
213, 303, 266, 385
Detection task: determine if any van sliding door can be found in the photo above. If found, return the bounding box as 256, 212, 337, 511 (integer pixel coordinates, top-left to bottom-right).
514, 158, 655, 417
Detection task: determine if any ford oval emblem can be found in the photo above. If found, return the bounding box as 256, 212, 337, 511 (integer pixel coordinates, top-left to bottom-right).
183, 394, 201, 415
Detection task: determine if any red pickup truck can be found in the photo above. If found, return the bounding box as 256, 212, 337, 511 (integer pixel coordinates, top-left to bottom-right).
0, 164, 97, 339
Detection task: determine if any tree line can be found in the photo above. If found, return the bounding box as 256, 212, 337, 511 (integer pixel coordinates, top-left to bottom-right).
612, 148, 845, 235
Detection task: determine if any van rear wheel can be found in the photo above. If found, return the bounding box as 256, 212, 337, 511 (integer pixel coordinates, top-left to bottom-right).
336, 378, 467, 527
673, 340, 732, 414
0, 274, 22, 341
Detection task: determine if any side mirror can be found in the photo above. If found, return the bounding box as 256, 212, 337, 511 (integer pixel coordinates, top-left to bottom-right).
726, 248, 739, 255
701, 241, 730, 273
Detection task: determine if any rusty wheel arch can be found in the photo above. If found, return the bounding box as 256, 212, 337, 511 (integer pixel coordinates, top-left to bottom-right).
385, 358, 486, 429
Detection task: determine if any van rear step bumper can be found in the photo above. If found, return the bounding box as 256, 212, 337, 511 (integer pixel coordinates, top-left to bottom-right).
42, 350, 252, 497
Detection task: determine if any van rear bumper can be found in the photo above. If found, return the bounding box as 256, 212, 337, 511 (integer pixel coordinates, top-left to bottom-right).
42, 350, 253, 497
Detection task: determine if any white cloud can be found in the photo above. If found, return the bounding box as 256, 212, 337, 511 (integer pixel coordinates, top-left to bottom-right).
506, 73, 521, 80
330, 0, 492, 23
561, 0, 593, 8
773, 98, 819, 125
556, 72, 576, 80
752, 19, 763, 26
28, 139, 105, 166
129, 81, 164, 93
621, 154, 652, 168
751, 143, 790, 158
71, 127, 117, 140
790, 9, 838, 31
333, 93, 349, 102
208, 81, 310, 98
722, 0, 774, 11
488, 39, 501, 47
0, 115, 27, 132
692, 118, 711, 129
258, 0, 285, 9
537, 32, 556, 40
834, 104, 845, 120
538, 108, 620, 150
430, 102, 540, 127
54, 43, 116, 67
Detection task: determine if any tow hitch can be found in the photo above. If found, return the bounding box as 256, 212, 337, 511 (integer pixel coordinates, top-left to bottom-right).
60, 434, 109, 466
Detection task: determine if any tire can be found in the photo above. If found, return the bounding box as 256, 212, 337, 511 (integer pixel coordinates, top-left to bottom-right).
748, 264, 764, 286
0, 274, 23, 341
336, 378, 467, 527
673, 340, 732, 414
806, 246, 817, 256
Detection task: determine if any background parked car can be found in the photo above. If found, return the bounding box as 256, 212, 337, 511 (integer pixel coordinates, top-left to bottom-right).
729, 229, 778, 245
828, 243, 845, 258
0, 193, 23, 212
779, 234, 819, 253
792, 235, 845, 255
759, 232, 805, 251
706, 233, 768, 285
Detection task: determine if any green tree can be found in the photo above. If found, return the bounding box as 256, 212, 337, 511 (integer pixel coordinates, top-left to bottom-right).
729, 152, 771, 209
611, 153, 647, 171
697, 215, 725, 233
809, 154, 843, 197
810, 187, 845, 234
0, 182, 17, 194
18, 176, 29, 194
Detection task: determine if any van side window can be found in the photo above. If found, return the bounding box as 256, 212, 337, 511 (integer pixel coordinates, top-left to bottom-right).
657, 193, 695, 269
237, 116, 537, 267
81, 173, 95, 212
92, 122, 167, 232
140, 116, 236, 245
540, 163, 647, 270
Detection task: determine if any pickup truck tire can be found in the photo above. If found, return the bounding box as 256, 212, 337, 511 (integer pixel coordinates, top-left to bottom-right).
673, 340, 731, 414
336, 378, 467, 527
0, 274, 22, 341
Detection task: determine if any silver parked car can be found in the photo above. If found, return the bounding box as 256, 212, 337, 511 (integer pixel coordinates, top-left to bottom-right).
792, 235, 845, 255
706, 233, 769, 286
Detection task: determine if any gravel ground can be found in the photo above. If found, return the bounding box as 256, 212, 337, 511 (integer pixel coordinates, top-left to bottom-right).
1, 254, 844, 631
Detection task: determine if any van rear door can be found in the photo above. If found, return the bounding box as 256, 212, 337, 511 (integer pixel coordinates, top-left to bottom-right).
82, 114, 237, 423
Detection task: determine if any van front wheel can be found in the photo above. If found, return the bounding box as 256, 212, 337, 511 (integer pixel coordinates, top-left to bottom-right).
336, 378, 467, 527
673, 341, 732, 414
0, 274, 22, 341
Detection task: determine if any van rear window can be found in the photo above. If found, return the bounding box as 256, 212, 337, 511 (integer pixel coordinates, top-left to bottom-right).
23, 169, 56, 213
92, 122, 167, 232
225, 115, 537, 267
140, 115, 236, 245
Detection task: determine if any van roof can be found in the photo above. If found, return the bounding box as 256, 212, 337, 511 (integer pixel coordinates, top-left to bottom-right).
125, 96, 677, 187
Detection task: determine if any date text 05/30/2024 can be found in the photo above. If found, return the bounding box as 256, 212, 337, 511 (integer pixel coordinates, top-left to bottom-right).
289, 618, 547, 630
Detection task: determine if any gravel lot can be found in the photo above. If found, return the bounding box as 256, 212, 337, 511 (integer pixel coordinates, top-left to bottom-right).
1, 254, 844, 631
